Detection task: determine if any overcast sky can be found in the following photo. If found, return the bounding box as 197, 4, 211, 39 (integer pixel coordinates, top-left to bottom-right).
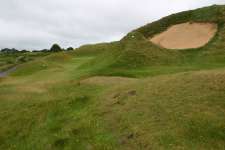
0, 0, 224, 50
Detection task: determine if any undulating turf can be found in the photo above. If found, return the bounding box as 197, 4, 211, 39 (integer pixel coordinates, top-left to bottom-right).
0, 5, 225, 150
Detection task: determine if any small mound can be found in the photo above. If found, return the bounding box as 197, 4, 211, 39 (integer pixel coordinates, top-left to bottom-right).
150, 22, 218, 49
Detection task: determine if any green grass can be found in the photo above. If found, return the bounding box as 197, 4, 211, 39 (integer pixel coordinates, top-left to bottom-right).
0, 51, 51, 72
96, 70, 225, 149
0, 5, 225, 150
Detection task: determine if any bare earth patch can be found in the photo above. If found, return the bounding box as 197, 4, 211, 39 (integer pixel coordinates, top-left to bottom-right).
150, 22, 218, 49
80, 76, 138, 86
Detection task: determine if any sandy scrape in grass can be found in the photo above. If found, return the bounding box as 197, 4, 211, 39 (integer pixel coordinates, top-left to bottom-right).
150, 22, 218, 49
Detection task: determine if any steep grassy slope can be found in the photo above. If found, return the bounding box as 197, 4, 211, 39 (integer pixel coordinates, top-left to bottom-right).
0, 4, 225, 150
74, 5, 225, 77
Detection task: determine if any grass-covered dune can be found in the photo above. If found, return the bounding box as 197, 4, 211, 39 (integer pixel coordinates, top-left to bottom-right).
0, 5, 225, 150
76, 5, 225, 77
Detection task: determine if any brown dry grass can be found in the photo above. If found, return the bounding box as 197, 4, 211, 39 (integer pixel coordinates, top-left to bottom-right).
80, 76, 138, 86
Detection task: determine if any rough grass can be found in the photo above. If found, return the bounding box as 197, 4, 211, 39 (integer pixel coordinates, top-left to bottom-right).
1, 58, 225, 149
0, 52, 51, 72
0, 5, 225, 150
0, 53, 118, 149
96, 69, 225, 150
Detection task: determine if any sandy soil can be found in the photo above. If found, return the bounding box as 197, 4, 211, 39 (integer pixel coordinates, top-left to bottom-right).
150, 22, 218, 49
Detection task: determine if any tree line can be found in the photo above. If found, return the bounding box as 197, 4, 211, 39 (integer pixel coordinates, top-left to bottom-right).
0, 43, 74, 54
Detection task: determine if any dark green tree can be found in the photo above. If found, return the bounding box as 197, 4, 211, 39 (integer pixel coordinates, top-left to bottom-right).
50, 43, 62, 52
67, 47, 74, 51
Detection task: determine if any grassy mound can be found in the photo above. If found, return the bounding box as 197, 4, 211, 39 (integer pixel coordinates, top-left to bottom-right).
10, 53, 72, 77
74, 5, 225, 77
74, 43, 113, 57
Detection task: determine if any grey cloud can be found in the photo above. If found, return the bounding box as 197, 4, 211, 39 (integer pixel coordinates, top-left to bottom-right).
0, 0, 224, 50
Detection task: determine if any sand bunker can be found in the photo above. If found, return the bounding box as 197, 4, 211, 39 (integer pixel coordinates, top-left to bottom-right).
150, 22, 217, 49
